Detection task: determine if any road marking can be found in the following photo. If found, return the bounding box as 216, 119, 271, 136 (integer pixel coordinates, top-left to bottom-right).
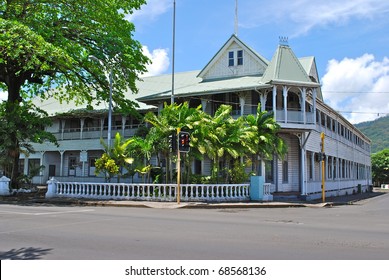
0, 209, 95, 216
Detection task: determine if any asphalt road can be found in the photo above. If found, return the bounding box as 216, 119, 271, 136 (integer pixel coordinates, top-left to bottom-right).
1, 193, 388, 260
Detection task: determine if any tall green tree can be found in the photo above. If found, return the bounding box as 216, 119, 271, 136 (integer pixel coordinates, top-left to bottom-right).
0, 0, 149, 186
371, 149, 389, 186
0, 101, 56, 186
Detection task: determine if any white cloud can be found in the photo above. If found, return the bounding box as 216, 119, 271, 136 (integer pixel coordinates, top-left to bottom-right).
241, 0, 389, 36
322, 54, 389, 124
141, 46, 170, 77
0, 90, 7, 101
126, 0, 172, 23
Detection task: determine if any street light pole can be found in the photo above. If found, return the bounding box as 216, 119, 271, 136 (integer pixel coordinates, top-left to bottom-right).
89, 55, 113, 149
171, 0, 176, 105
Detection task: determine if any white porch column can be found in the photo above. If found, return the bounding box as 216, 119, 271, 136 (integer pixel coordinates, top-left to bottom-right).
201, 98, 208, 112
283, 86, 288, 124
301, 87, 306, 124
122, 115, 127, 136
60, 119, 66, 140
272, 85, 277, 120
239, 94, 246, 116
100, 117, 105, 138
313, 89, 317, 124
260, 92, 267, 112
301, 147, 307, 196
59, 150, 65, 177
23, 157, 29, 176
80, 118, 85, 140
261, 159, 266, 178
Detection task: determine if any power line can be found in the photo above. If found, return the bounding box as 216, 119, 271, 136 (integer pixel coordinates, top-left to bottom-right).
323, 90, 389, 94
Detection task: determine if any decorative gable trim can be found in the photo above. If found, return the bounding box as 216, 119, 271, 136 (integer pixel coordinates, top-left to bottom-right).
198, 34, 269, 81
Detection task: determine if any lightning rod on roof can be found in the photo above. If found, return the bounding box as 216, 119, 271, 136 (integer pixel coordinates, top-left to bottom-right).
279, 36, 289, 46
234, 0, 238, 36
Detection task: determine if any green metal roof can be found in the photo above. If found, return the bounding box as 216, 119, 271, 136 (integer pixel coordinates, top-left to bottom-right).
137, 74, 270, 102
34, 37, 323, 115
262, 44, 318, 86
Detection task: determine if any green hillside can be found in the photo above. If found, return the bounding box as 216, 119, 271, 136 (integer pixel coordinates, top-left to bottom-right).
355, 115, 389, 154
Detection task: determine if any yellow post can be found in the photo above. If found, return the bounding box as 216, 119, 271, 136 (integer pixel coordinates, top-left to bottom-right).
321, 132, 325, 203
176, 128, 181, 204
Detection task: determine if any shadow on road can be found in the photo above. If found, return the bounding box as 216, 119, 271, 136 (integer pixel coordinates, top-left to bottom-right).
0, 247, 52, 260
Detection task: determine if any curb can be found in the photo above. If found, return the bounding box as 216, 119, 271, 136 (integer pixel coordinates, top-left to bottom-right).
1, 198, 334, 209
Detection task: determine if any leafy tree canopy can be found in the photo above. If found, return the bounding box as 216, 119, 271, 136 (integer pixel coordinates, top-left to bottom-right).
0, 0, 149, 107
371, 148, 389, 185
0, 0, 149, 186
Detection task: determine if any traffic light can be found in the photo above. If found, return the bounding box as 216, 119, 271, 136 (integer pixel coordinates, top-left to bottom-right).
178, 131, 190, 152
168, 133, 177, 152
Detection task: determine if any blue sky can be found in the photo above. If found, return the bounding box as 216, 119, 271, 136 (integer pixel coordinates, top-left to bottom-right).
128, 0, 389, 124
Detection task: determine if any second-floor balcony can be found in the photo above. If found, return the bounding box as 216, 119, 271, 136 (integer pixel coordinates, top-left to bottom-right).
53, 125, 141, 141
275, 109, 315, 125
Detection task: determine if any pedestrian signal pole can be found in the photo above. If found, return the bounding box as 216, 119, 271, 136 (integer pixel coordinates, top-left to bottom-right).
176, 130, 191, 204
176, 128, 181, 204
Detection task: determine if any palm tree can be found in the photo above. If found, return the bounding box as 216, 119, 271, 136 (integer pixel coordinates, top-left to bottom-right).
144, 102, 203, 183
245, 104, 287, 175
127, 131, 159, 183
194, 105, 242, 183
97, 132, 134, 182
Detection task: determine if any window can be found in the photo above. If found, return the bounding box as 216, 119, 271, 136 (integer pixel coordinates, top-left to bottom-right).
28, 159, 41, 177
69, 157, 77, 176
282, 159, 288, 183
230, 93, 240, 115
89, 157, 97, 177
228, 51, 234, 67
237, 50, 243, 65
228, 50, 243, 67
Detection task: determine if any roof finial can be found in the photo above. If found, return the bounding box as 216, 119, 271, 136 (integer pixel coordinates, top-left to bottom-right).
279, 36, 289, 46
234, 0, 238, 36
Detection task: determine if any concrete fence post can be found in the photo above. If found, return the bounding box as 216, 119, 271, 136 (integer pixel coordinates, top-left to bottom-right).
46, 177, 58, 198
250, 176, 264, 201
0, 176, 11, 196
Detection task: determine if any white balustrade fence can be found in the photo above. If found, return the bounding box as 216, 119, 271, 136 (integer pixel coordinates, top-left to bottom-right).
47, 178, 250, 202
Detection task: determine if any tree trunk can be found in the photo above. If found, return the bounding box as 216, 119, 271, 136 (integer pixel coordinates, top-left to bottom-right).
5, 78, 23, 188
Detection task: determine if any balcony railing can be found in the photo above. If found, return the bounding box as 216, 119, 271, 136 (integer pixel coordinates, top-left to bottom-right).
52, 125, 141, 141
275, 110, 314, 125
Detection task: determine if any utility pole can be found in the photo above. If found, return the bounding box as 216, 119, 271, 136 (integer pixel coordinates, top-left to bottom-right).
171, 0, 176, 105
176, 128, 181, 204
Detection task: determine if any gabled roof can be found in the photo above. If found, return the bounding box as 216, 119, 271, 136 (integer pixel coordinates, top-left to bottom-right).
262, 43, 319, 87
197, 34, 269, 80
299, 56, 323, 100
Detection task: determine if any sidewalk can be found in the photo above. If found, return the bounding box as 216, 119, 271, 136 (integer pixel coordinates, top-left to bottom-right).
1, 189, 386, 209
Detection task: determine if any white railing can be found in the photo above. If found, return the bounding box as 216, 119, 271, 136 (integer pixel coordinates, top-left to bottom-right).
46, 178, 250, 202
263, 183, 272, 196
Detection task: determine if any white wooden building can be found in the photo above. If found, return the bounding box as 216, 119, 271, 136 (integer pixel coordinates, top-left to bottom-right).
24, 35, 371, 200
